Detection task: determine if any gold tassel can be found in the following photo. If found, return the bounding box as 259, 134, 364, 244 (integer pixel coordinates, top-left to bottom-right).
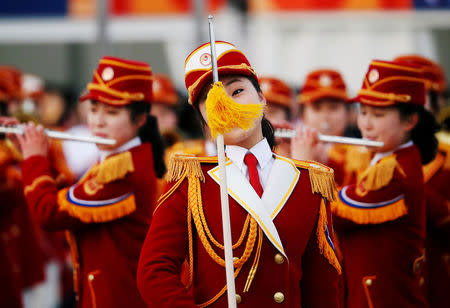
57, 188, 136, 223
317, 199, 342, 274
205, 82, 264, 139
309, 167, 337, 202
332, 196, 407, 224
356, 155, 405, 196
166, 154, 205, 183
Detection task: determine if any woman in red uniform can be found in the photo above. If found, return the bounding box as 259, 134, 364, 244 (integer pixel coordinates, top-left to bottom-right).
137, 41, 341, 307
394, 54, 450, 308
332, 60, 438, 308
11, 56, 165, 308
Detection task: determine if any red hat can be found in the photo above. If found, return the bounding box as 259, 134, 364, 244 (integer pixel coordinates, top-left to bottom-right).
393, 54, 447, 93
259, 76, 293, 108
0, 66, 23, 102
184, 41, 257, 106
152, 73, 178, 106
350, 60, 427, 107
298, 69, 348, 104
80, 56, 152, 106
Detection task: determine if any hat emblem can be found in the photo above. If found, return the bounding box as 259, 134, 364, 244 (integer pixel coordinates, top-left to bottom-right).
199, 53, 212, 66
319, 74, 332, 87
368, 69, 379, 84
102, 67, 114, 81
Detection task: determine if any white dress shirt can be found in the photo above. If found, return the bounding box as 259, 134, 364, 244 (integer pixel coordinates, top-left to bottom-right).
99, 136, 142, 162
370, 140, 414, 166
225, 138, 274, 189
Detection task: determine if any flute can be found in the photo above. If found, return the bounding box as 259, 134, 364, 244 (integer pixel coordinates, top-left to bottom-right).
0, 126, 117, 146
274, 128, 384, 148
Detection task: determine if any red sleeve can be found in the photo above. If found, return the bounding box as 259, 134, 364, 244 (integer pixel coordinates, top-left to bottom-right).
301, 200, 342, 308
137, 179, 197, 308
21, 155, 83, 231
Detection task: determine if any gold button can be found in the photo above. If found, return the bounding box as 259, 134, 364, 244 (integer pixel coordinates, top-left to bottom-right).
235, 294, 242, 304
273, 292, 285, 303
419, 277, 425, 287
88, 274, 94, 281
233, 257, 239, 262
365, 278, 373, 286
274, 253, 284, 265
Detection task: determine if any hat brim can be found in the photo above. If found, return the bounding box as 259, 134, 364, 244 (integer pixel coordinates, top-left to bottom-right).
188, 65, 257, 106
298, 91, 349, 105
79, 92, 131, 106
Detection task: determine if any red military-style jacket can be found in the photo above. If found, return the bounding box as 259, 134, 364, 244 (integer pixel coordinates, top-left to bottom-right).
21, 142, 156, 308
333, 143, 428, 308
422, 133, 450, 308
137, 154, 342, 308
0, 139, 46, 308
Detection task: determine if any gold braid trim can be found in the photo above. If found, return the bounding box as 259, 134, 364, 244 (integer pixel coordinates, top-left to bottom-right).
188, 174, 257, 268
24, 175, 56, 196
332, 195, 408, 224
356, 155, 405, 196
170, 155, 259, 305
57, 188, 136, 223
317, 199, 342, 274
80, 151, 134, 185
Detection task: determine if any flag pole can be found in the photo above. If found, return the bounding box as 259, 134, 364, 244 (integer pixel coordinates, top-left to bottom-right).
208, 15, 237, 308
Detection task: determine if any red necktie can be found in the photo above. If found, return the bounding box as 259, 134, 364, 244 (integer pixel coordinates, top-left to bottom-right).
244, 153, 264, 197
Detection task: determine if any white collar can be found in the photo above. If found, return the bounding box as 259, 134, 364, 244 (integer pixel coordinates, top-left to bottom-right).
225, 138, 272, 171
99, 137, 141, 162
370, 140, 413, 166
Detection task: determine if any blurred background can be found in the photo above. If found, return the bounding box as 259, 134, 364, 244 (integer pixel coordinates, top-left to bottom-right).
1, 0, 449, 98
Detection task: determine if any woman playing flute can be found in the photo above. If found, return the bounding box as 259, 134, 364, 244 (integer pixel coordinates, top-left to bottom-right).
10, 56, 165, 308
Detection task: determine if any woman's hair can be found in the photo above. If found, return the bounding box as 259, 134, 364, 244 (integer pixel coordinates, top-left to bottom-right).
193, 74, 276, 150
394, 104, 439, 165
127, 102, 167, 178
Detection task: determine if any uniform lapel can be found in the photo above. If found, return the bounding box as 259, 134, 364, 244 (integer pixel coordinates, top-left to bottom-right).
208, 160, 288, 257
262, 155, 300, 220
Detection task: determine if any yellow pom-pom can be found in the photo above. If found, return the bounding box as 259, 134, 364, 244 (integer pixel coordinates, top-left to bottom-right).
205, 82, 264, 139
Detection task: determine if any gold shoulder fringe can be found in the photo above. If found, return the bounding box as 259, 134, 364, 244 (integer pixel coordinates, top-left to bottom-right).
154, 154, 206, 215
332, 196, 407, 224
81, 151, 134, 185
356, 155, 405, 196
166, 154, 205, 182
57, 187, 136, 223
292, 159, 337, 202
317, 199, 342, 274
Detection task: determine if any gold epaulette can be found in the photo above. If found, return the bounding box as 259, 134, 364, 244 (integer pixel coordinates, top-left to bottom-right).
291, 159, 336, 202
80, 151, 134, 184
166, 154, 205, 182
356, 154, 405, 196
155, 154, 205, 215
